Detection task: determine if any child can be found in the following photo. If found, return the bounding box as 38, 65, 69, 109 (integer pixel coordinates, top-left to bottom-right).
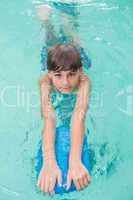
36, 4, 92, 195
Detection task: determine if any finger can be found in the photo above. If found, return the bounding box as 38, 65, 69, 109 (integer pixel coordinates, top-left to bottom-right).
87, 174, 91, 184
78, 176, 84, 189
48, 177, 56, 195
40, 177, 45, 192
37, 177, 41, 188
57, 171, 62, 187
83, 169, 91, 184
44, 176, 49, 193
37, 171, 42, 187
83, 176, 89, 187
73, 178, 81, 191
66, 174, 72, 190
49, 190, 55, 196
37, 169, 45, 191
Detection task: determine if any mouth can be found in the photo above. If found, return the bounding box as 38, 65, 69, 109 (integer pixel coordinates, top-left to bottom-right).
62, 87, 71, 90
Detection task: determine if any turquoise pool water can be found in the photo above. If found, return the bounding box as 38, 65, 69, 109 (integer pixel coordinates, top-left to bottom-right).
0, 0, 133, 200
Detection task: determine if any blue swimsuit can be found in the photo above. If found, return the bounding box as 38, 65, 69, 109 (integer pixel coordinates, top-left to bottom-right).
36, 89, 92, 194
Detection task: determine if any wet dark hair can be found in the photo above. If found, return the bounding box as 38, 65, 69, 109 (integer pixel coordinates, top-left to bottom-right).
47, 44, 82, 72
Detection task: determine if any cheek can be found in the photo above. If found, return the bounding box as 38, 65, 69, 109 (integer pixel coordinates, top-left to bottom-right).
71, 76, 80, 84
53, 78, 61, 86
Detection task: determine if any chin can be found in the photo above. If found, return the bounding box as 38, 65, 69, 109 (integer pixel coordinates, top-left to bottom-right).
60, 87, 73, 93
62, 89, 72, 93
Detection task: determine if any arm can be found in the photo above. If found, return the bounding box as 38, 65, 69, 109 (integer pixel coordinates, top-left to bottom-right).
66, 74, 92, 191
38, 74, 62, 194
39, 74, 57, 163
69, 74, 92, 163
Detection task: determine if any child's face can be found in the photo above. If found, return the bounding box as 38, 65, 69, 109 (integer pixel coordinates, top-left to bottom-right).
48, 68, 83, 93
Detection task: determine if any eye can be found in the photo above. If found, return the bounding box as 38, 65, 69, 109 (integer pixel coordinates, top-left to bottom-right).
69, 73, 75, 76
55, 74, 61, 77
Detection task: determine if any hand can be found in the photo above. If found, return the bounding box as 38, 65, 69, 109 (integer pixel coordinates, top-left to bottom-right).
66, 160, 91, 191
37, 160, 62, 195
79, 73, 90, 88
39, 74, 53, 93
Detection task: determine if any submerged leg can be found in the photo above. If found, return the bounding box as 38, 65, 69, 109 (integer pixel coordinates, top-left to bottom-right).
57, 4, 92, 70
55, 1, 80, 46
36, 4, 59, 71
61, 12, 81, 46
36, 4, 59, 47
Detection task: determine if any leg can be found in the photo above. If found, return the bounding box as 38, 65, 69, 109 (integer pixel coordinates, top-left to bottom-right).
36, 4, 59, 47
52, 1, 80, 45
36, 4, 59, 71
60, 12, 92, 70
61, 12, 81, 46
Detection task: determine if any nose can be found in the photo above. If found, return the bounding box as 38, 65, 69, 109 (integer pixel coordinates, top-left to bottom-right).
62, 76, 69, 86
